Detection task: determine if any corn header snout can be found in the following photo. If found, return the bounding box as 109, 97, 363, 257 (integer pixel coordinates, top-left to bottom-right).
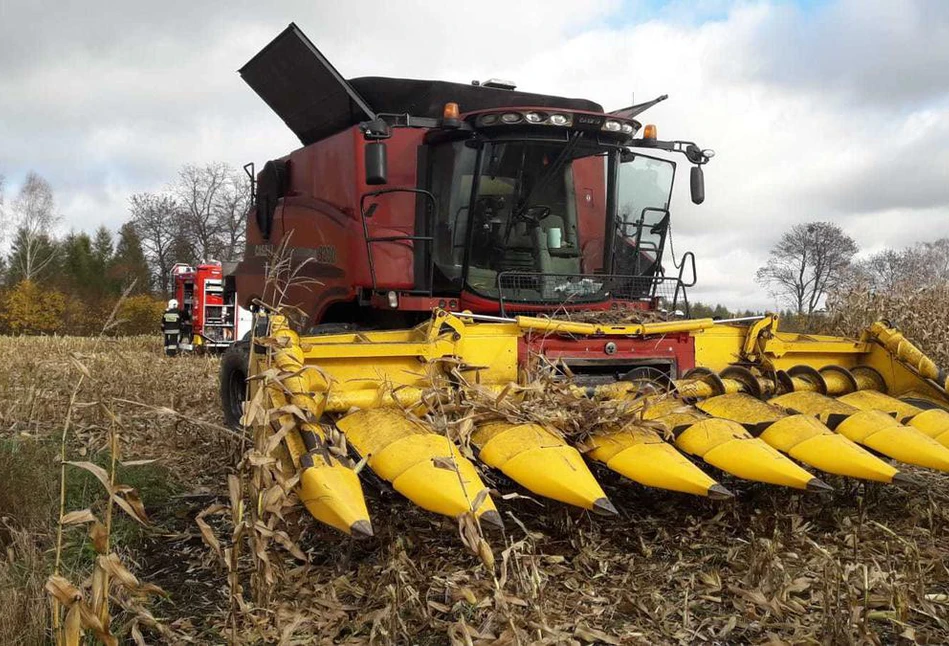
231, 310, 949, 537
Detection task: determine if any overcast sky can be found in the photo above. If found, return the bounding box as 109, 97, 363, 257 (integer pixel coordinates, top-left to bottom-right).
1, 0, 947, 309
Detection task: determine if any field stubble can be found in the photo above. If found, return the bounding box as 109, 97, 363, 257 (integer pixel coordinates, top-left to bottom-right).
0, 334, 947, 644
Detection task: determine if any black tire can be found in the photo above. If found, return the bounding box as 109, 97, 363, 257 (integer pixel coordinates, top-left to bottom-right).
220, 342, 250, 430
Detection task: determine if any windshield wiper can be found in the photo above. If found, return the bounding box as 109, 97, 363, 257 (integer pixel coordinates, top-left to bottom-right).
513, 131, 583, 219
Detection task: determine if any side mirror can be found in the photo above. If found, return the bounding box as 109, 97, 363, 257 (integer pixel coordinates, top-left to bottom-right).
690, 165, 705, 205
365, 142, 388, 185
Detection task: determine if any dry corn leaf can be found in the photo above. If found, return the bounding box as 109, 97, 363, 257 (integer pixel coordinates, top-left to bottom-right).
98, 553, 140, 589
62, 508, 97, 525
111, 486, 149, 525
196, 514, 222, 559
64, 602, 82, 646
64, 461, 112, 493
574, 624, 620, 644
88, 520, 109, 556
46, 575, 82, 606
119, 459, 157, 467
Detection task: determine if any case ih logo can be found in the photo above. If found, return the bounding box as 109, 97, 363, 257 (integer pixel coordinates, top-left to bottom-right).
254, 244, 338, 264
575, 114, 606, 129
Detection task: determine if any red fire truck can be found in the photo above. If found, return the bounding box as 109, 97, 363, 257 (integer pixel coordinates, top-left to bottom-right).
171, 262, 243, 353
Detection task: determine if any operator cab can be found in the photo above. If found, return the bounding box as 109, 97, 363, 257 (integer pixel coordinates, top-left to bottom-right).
425, 107, 682, 313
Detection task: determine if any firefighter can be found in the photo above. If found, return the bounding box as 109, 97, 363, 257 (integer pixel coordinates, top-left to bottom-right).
162, 299, 182, 356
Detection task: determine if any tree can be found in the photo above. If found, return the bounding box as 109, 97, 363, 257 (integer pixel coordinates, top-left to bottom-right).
57, 232, 99, 298
856, 248, 905, 292
756, 221, 858, 315
0, 280, 66, 335
6, 227, 57, 286
214, 170, 252, 261
174, 163, 250, 262
8, 171, 59, 281
110, 223, 151, 295
92, 225, 114, 269
128, 192, 181, 294
854, 238, 949, 293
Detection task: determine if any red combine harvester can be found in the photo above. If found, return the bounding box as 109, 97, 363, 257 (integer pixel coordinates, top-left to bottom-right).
214, 24, 949, 537
171, 262, 243, 353
229, 24, 707, 341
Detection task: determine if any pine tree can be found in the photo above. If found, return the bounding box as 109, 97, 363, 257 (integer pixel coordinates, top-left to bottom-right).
92, 225, 114, 291
110, 223, 151, 294
57, 232, 96, 297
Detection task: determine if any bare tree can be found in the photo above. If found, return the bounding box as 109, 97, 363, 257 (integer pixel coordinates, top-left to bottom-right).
174, 162, 250, 262
907, 238, 949, 286
9, 171, 59, 281
756, 221, 858, 315
214, 171, 251, 261
128, 192, 182, 293
856, 248, 906, 292
855, 238, 949, 292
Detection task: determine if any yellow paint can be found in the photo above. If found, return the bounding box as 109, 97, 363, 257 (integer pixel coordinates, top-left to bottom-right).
587, 421, 723, 497
643, 399, 819, 490
839, 390, 949, 449
473, 422, 612, 511
336, 409, 497, 521
298, 462, 372, 535
771, 391, 949, 471
697, 394, 899, 482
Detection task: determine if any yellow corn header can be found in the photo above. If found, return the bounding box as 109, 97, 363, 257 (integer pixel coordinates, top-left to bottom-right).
240, 310, 949, 538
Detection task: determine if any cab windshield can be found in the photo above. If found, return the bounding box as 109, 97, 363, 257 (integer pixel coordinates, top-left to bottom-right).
428, 135, 674, 303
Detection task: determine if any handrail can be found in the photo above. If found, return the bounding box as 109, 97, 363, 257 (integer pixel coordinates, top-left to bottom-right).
359, 188, 437, 292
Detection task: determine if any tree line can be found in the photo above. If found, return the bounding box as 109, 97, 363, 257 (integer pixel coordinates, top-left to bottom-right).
682, 221, 947, 329
756, 221, 949, 317
0, 165, 250, 335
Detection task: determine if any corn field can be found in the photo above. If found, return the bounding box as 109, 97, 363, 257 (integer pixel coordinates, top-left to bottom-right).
1, 298, 948, 643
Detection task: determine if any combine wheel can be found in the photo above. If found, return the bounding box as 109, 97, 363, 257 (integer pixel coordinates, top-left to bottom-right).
220, 342, 250, 430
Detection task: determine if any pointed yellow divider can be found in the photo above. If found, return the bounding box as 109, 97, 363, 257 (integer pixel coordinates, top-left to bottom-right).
697, 394, 902, 483
264, 318, 372, 537
587, 420, 730, 497
336, 408, 501, 527
473, 422, 616, 514
644, 399, 827, 491
839, 390, 949, 449
298, 447, 374, 537
771, 391, 949, 472
265, 389, 372, 536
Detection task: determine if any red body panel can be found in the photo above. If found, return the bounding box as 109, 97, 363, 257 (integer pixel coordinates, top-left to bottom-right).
520, 332, 696, 378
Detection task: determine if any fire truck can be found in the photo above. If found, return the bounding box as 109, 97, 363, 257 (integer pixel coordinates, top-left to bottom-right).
171, 262, 250, 353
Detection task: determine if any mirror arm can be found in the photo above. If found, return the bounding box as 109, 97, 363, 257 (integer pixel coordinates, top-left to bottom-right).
360, 116, 391, 141
628, 139, 712, 165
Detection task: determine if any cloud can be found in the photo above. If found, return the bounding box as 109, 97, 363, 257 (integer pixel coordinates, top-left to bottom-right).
0, 0, 947, 310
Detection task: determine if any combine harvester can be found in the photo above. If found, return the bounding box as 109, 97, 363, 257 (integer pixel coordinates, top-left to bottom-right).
221, 24, 949, 537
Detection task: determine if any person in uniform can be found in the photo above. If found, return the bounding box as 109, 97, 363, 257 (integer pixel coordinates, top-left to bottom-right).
162, 299, 182, 356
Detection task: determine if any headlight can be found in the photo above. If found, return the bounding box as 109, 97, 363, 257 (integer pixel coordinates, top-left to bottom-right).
603, 120, 621, 132
620, 123, 634, 134
549, 113, 568, 126
480, 113, 499, 125
524, 112, 545, 123
500, 112, 522, 124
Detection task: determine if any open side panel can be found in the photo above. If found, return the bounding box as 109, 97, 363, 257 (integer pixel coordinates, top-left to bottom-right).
239, 22, 376, 145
